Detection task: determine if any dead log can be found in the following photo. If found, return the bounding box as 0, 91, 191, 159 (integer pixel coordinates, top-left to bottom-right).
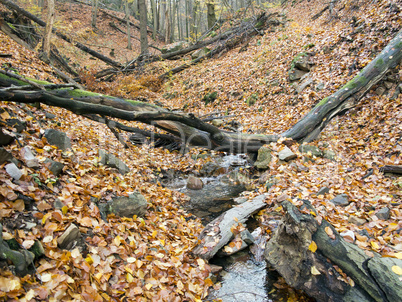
265, 200, 402, 302
0, 0, 123, 69
282, 29, 402, 142
192, 194, 268, 260
380, 165, 402, 174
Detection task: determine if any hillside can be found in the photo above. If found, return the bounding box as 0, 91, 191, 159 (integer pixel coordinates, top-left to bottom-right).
0, 0, 401, 301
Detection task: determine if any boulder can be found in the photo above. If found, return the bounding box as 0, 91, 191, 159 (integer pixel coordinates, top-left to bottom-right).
99, 149, 130, 174
5, 163, 22, 180
161, 41, 187, 54
20, 146, 39, 168
44, 158, 65, 176
57, 224, 81, 249
299, 144, 323, 157
187, 176, 204, 190
375, 207, 390, 220
109, 193, 148, 218
44, 129, 71, 150
278, 146, 297, 161
7, 118, 26, 133
191, 47, 210, 60
254, 146, 272, 169
331, 194, 349, 206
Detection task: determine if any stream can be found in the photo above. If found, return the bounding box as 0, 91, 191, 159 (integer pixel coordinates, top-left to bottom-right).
164, 154, 303, 302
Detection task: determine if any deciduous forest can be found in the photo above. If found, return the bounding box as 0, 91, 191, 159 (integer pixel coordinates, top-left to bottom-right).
0, 0, 401, 301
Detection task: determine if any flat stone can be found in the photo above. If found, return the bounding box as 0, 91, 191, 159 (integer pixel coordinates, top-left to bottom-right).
348, 216, 367, 226
44, 129, 71, 150
240, 229, 255, 245
278, 146, 297, 161
299, 144, 323, 157
375, 207, 390, 220
254, 146, 272, 169
317, 186, 330, 196
99, 149, 130, 174
5, 163, 22, 180
44, 158, 64, 176
20, 146, 39, 168
323, 149, 336, 160
57, 224, 80, 249
187, 176, 204, 190
109, 193, 148, 218
331, 194, 349, 206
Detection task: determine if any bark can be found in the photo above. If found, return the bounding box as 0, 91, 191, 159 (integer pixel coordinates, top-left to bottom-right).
138, 0, 149, 55
192, 194, 268, 260
265, 200, 402, 302
380, 165, 402, 174
207, 0, 217, 30
125, 0, 132, 50
42, 0, 55, 61
91, 0, 98, 28
191, 0, 200, 38
0, 0, 123, 69
282, 29, 402, 142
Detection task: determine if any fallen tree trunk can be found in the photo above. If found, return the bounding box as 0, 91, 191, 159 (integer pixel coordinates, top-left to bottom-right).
192, 194, 268, 260
0, 0, 123, 69
265, 200, 402, 302
282, 29, 402, 142
380, 165, 402, 174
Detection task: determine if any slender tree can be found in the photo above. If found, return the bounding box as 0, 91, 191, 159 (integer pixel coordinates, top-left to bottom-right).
206, 0, 217, 30
139, 0, 149, 55
190, 0, 199, 39
42, 0, 54, 62
91, 0, 98, 28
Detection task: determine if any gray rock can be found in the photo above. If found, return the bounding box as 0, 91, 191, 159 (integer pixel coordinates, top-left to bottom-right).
348, 216, 367, 226
53, 199, 64, 209
316, 82, 325, 91
375, 86, 386, 96
0, 127, 14, 146
44, 158, 64, 176
187, 175, 204, 190
375, 207, 390, 220
317, 186, 330, 196
323, 149, 336, 160
191, 47, 210, 60
20, 146, 39, 168
99, 149, 130, 174
5, 163, 22, 180
161, 41, 187, 54
44, 112, 56, 119
211, 119, 224, 127
254, 146, 272, 169
299, 144, 323, 157
278, 146, 297, 161
295, 77, 313, 93
240, 229, 255, 245
57, 224, 81, 249
200, 162, 219, 176
0, 147, 13, 164
7, 118, 26, 133
44, 129, 71, 150
331, 194, 349, 206
233, 197, 248, 204
294, 55, 314, 71
383, 81, 393, 89
109, 193, 148, 218
288, 69, 308, 81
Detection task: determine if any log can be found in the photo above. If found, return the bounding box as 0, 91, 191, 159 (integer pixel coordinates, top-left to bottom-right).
265, 200, 402, 302
282, 29, 402, 142
380, 165, 402, 174
0, 0, 123, 69
192, 194, 268, 260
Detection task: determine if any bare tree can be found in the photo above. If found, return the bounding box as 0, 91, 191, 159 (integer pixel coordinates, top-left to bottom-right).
125, 0, 132, 50
91, 0, 98, 28
206, 0, 217, 30
139, 0, 149, 55
41, 0, 54, 62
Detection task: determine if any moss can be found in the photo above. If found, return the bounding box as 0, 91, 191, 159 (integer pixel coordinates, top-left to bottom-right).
374, 58, 384, 69
246, 93, 258, 106
203, 91, 218, 105
316, 97, 328, 107
290, 52, 307, 70
396, 41, 402, 49
68, 89, 103, 98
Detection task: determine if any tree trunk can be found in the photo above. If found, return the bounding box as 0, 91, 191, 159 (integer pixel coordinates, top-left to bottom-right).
282, 29, 402, 142
91, 0, 98, 29
191, 0, 199, 39
139, 0, 149, 55
150, 0, 157, 40
206, 0, 217, 30
42, 0, 54, 62
125, 0, 132, 50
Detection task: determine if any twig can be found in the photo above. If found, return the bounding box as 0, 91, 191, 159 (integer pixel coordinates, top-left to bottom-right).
103, 116, 130, 149
0, 69, 45, 90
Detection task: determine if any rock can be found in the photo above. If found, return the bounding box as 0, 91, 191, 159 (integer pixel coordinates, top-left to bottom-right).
99, 149, 130, 174
109, 193, 148, 218
240, 229, 255, 245
340, 230, 355, 243
218, 239, 248, 256
323, 149, 337, 160
277, 193, 290, 202
254, 146, 272, 169
7, 118, 26, 133
383, 81, 393, 89
44, 129, 71, 150
209, 264, 223, 274
161, 41, 187, 54
211, 119, 224, 127
265, 175, 279, 190
44, 158, 64, 176
24, 221, 37, 230
294, 55, 315, 71
316, 82, 325, 91
299, 144, 323, 157
278, 146, 297, 161
191, 47, 210, 60
29, 240, 45, 258
0, 147, 13, 164
375, 86, 386, 95
331, 194, 349, 206
375, 207, 390, 220
295, 163, 309, 172
53, 199, 64, 209
57, 224, 81, 249
295, 77, 313, 93
200, 161, 219, 176
44, 112, 56, 120
20, 146, 39, 168
0, 127, 14, 146
289, 68, 309, 81
258, 171, 270, 184
187, 176, 204, 190
5, 163, 22, 180
348, 216, 367, 226
317, 186, 330, 196
233, 197, 247, 205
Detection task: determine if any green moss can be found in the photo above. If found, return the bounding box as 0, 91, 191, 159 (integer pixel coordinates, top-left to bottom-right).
316, 97, 328, 107
374, 58, 384, 69
246, 93, 258, 106
396, 41, 402, 49
203, 91, 218, 105
68, 89, 103, 98
290, 52, 307, 70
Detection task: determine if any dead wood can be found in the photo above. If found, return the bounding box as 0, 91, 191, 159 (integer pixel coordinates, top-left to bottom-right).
380, 165, 402, 174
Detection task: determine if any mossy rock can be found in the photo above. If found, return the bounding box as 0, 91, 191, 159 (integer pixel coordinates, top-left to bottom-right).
246, 93, 258, 106
203, 91, 218, 105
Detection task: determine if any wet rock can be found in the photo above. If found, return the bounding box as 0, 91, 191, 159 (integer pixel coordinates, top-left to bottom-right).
44, 129, 71, 150
323, 149, 337, 160
187, 176, 204, 190
57, 224, 81, 249
7, 118, 26, 133
44, 158, 64, 176
331, 194, 349, 206
99, 149, 130, 174
317, 186, 330, 196
20, 146, 39, 168
278, 146, 297, 161
0, 147, 14, 164
254, 146, 272, 169
191, 47, 210, 60
200, 162, 219, 176
299, 144, 322, 157
5, 163, 22, 180
375, 207, 390, 220
109, 193, 148, 218
0, 127, 14, 146
348, 216, 367, 226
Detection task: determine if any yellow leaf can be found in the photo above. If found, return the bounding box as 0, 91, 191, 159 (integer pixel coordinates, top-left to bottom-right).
0, 275, 21, 292
126, 272, 134, 283
309, 241, 317, 253
394, 252, 402, 260
62, 206, 68, 215
145, 283, 153, 290
42, 212, 51, 225
391, 265, 402, 275
370, 241, 380, 250
311, 266, 321, 275
152, 230, 157, 238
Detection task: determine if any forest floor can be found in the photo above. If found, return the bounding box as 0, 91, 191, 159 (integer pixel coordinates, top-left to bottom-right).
0, 0, 401, 301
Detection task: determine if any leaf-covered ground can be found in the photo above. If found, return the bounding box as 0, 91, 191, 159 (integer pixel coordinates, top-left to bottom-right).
0, 0, 401, 301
